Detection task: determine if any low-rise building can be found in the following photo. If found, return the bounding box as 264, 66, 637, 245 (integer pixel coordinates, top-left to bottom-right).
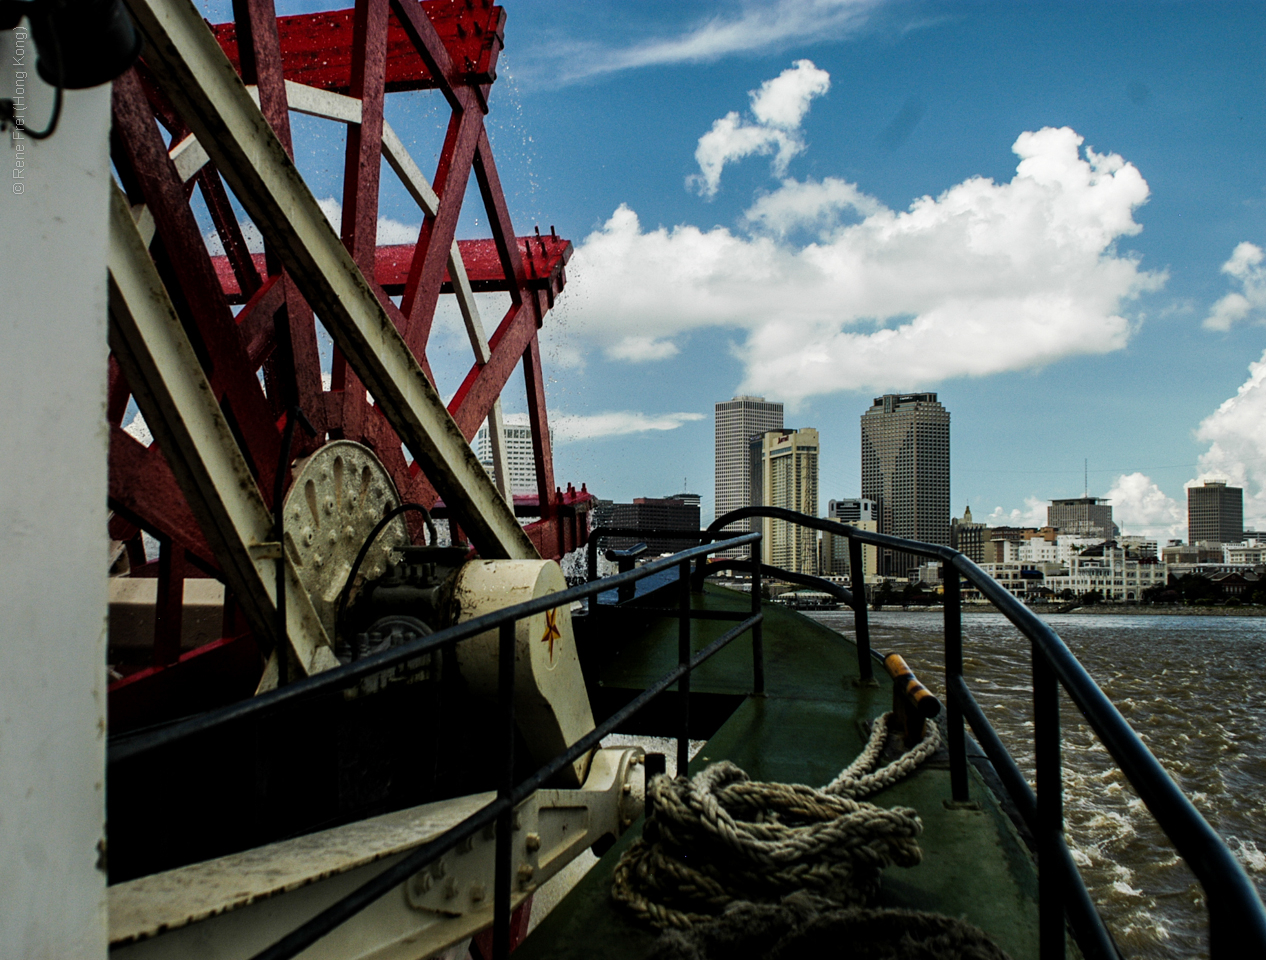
1044, 542, 1167, 601
1226, 544, 1266, 565
976, 562, 1046, 600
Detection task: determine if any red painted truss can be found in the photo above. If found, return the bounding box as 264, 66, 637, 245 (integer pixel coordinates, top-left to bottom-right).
107, 0, 592, 720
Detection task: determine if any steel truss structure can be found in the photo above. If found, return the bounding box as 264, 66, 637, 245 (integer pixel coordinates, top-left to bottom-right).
106, 0, 592, 719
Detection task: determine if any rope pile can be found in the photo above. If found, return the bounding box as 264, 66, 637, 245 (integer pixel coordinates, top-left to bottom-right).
611, 712, 941, 930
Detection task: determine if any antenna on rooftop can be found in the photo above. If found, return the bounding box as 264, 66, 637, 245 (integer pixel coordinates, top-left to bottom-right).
1084, 459, 1088, 498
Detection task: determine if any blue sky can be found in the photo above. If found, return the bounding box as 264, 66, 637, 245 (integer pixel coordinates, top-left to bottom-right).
202, 0, 1266, 539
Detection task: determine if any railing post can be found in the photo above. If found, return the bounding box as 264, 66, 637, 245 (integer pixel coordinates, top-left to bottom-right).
750, 536, 765, 696
849, 536, 873, 681
943, 566, 968, 802
493, 621, 515, 960
677, 559, 691, 778
1033, 646, 1065, 960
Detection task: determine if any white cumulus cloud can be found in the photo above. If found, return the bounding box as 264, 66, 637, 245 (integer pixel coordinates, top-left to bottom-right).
744, 176, 883, 236
606, 336, 680, 362
1191, 348, 1266, 528
688, 60, 830, 198
552, 411, 705, 443
1204, 242, 1266, 331
987, 497, 1048, 528
557, 126, 1162, 402
1104, 472, 1184, 540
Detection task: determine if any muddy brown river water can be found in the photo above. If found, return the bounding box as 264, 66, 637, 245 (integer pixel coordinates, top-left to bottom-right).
806, 609, 1266, 959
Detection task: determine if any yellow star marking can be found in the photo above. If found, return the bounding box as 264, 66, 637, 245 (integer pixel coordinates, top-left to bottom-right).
540, 608, 562, 661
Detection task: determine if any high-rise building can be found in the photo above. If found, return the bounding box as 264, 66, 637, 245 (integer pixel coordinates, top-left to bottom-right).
759, 428, 819, 573
715, 396, 784, 532
821, 498, 878, 577
473, 413, 550, 496
860, 393, 950, 577
1188, 480, 1243, 544
1047, 497, 1116, 539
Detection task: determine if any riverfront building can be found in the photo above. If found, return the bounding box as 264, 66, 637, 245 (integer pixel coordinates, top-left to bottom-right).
1187, 480, 1243, 545
714, 396, 783, 533
861, 393, 950, 577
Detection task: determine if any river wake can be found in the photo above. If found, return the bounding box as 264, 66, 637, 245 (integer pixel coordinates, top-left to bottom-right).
808, 610, 1266, 959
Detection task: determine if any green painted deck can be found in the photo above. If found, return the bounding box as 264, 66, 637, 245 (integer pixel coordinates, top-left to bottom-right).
518, 584, 1047, 960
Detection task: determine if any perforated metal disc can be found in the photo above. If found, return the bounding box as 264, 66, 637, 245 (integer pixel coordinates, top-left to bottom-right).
282, 440, 408, 641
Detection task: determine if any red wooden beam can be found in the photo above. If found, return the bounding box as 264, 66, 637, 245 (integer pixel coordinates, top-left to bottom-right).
211, 0, 505, 95
211, 236, 572, 302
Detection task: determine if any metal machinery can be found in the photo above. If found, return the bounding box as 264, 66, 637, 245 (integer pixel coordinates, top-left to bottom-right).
101, 0, 638, 955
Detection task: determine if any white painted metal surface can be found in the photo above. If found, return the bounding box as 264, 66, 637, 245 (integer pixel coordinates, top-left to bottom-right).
0, 34, 111, 957
109, 748, 643, 960
452, 561, 597, 788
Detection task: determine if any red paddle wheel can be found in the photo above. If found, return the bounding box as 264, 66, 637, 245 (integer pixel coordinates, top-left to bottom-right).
105, 0, 592, 726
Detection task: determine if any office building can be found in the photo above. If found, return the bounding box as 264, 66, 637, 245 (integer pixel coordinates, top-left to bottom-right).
1047, 497, 1117, 540
606, 497, 701, 555
473, 413, 550, 496
860, 393, 950, 576
667, 491, 702, 509
758, 429, 819, 573
715, 396, 784, 532
822, 498, 878, 577
1188, 480, 1243, 545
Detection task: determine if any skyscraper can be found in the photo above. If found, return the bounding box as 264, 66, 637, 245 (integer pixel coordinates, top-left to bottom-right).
860, 393, 950, 577
759, 428, 819, 573
1188, 480, 1243, 544
473, 413, 548, 496
714, 396, 783, 531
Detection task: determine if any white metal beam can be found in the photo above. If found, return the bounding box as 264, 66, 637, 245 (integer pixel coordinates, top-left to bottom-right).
107, 184, 338, 677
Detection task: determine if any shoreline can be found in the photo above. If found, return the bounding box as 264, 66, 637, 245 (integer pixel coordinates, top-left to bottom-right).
854, 603, 1266, 618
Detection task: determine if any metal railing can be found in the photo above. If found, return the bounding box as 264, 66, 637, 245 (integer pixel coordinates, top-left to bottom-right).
699, 506, 1266, 960
107, 533, 764, 960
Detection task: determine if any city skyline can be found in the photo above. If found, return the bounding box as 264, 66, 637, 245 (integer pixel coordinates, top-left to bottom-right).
226, 1, 1266, 540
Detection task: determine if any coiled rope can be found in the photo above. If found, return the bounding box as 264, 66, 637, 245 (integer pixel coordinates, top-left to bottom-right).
612, 712, 942, 931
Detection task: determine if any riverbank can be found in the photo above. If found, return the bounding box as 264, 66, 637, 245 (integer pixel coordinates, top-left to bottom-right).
1028, 602, 1266, 617
868, 602, 1266, 617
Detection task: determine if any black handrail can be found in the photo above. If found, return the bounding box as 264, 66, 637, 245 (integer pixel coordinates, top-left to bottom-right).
701, 506, 1266, 960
